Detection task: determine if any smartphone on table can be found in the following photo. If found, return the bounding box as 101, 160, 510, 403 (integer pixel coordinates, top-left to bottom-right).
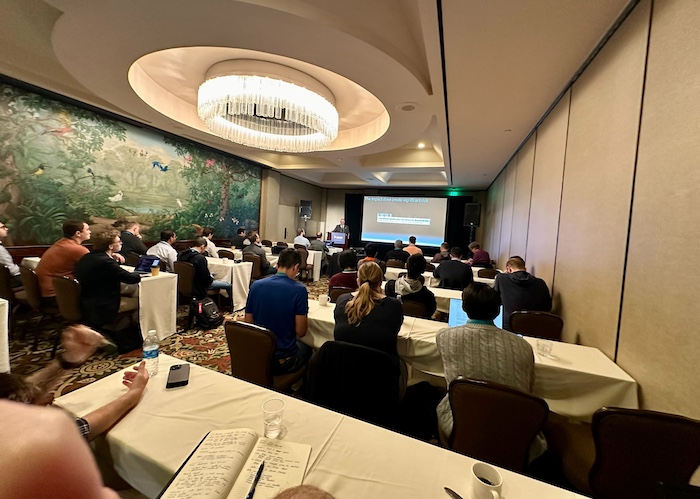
166, 364, 190, 389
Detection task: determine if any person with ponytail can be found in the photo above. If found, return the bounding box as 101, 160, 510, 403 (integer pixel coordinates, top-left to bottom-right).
333, 261, 406, 395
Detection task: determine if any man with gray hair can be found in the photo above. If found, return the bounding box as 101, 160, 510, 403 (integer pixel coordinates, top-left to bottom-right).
385, 239, 409, 264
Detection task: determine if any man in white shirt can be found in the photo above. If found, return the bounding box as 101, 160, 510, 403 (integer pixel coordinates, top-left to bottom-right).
0, 220, 21, 288
146, 229, 178, 272
202, 227, 219, 258
293, 228, 310, 249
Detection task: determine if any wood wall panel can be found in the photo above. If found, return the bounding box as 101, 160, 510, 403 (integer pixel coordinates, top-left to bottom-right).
617, 0, 700, 418
498, 160, 517, 267
484, 172, 505, 264
553, 1, 649, 355
510, 135, 536, 260
526, 93, 570, 291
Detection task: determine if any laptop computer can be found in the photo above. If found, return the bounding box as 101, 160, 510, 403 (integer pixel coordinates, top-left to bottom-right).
133, 255, 160, 274
448, 298, 503, 329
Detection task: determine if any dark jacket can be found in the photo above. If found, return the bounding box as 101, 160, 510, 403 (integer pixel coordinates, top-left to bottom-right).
119, 230, 148, 257
75, 252, 141, 327
230, 234, 246, 249
177, 248, 212, 299
385, 248, 410, 263
385, 278, 437, 318
494, 271, 552, 331
433, 259, 473, 290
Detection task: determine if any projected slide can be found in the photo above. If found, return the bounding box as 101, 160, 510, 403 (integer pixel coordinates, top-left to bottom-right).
361, 196, 447, 246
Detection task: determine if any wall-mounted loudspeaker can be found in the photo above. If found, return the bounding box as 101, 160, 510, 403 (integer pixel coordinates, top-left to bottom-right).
463, 203, 481, 227
300, 200, 312, 218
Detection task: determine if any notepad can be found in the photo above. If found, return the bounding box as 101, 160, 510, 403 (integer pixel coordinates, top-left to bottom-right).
158, 428, 311, 499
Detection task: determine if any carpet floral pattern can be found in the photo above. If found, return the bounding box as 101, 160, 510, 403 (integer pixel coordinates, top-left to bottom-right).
8, 277, 331, 397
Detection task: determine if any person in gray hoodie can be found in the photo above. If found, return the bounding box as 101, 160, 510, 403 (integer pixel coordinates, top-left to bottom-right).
385, 253, 436, 317
494, 256, 552, 331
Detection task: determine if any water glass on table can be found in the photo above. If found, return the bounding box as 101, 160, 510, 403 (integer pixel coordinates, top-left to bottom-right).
536, 339, 553, 358
262, 398, 285, 438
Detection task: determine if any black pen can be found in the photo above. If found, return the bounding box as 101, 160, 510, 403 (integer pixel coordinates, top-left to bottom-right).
245, 461, 265, 499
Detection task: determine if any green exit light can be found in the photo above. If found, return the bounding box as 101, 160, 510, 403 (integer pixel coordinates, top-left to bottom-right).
448, 189, 460, 197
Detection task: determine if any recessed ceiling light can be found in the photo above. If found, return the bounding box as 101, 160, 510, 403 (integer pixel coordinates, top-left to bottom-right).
396, 102, 418, 112
417, 142, 425, 149
337, 158, 342, 162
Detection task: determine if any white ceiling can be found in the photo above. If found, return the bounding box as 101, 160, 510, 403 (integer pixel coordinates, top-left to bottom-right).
0, 0, 632, 190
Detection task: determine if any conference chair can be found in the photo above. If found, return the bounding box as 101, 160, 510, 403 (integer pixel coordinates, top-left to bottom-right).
224, 321, 306, 393
509, 311, 563, 341
157, 259, 168, 272
306, 341, 400, 429
261, 239, 273, 247
218, 249, 235, 260
0, 266, 29, 339
589, 407, 700, 499
173, 261, 221, 328
242, 253, 273, 283
296, 246, 313, 281
477, 268, 499, 279
52, 276, 82, 325
448, 378, 549, 472
401, 299, 430, 319
425, 263, 436, 271
329, 286, 354, 303
125, 253, 141, 267
19, 266, 60, 352
386, 259, 405, 269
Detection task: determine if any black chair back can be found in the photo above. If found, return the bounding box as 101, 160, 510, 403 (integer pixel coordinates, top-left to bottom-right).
590, 407, 700, 499
401, 299, 429, 318
218, 249, 235, 260
386, 259, 405, 268
173, 261, 195, 300
449, 378, 548, 472
477, 268, 499, 278
509, 311, 563, 341
306, 341, 399, 428
243, 253, 262, 280
53, 276, 82, 323
329, 286, 354, 303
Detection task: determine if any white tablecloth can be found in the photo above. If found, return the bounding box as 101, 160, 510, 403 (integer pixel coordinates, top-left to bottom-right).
55, 354, 587, 499
137, 272, 178, 340
304, 300, 638, 420
206, 258, 253, 311
0, 298, 8, 372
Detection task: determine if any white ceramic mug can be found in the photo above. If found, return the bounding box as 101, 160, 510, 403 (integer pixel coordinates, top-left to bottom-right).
319, 295, 329, 306
471, 462, 503, 499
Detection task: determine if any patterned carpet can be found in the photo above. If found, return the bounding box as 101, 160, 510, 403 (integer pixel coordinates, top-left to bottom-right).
8, 276, 331, 397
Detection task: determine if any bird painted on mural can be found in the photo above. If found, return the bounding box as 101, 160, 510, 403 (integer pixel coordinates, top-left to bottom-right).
87, 167, 96, 185
176, 198, 183, 208
108, 190, 123, 202
33, 163, 47, 175
152, 161, 169, 172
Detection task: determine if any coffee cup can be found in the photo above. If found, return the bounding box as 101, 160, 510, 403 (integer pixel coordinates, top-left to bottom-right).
471, 462, 503, 499
150, 266, 160, 277
319, 295, 329, 306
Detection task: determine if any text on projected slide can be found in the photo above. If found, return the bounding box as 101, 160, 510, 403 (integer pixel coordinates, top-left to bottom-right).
377, 213, 431, 225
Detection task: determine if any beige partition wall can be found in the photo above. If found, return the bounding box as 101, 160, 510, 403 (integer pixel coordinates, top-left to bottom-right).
552, 0, 649, 354
484, 172, 505, 265
509, 135, 536, 260
525, 93, 570, 291
498, 160, 517, 266
617, 0, 700, 418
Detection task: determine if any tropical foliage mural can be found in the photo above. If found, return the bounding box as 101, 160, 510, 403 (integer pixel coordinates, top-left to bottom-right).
0, 83, 262, 245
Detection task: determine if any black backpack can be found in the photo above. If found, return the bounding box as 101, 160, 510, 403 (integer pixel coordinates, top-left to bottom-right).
190, 297, 224, 329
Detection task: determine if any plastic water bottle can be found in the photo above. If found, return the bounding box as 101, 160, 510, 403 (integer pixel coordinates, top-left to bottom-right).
143, 329, 159, 376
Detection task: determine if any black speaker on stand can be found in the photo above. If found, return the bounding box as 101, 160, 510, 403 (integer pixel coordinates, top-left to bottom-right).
299, 200, 312, 231
463, 203, 480, 245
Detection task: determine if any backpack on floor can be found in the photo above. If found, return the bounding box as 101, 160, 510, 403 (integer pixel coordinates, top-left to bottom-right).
190, 297, 224, 329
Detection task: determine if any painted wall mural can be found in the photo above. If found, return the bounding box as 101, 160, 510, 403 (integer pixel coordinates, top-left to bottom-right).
0, 83, 262, 245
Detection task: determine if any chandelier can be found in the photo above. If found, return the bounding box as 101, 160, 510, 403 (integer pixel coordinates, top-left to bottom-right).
197, 60, 339, 153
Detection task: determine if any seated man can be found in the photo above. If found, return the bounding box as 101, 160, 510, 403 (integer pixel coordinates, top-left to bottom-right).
385, 239, 410, 264
118, 221, 148, 258
242, 231, 275, 275
146, 229, 178, 272
177, 237, 233, 305
245, 248, 311, 375
293, 228, 310, 249
36, 220, 92, 300
75, 231, 141, 350
494, 256, 552, 331
385, 254, 437, 317
433, 246, 473, 290
435, 283, 535, 442
328, 249, 358, 293
230, 227, 247, 249
404, 235, 423, 256
467, 241, 492, 268
308, 232, 329, 275
202, 227, 219, 258
431, 242, 451, 263
0, 325, 149, 442
357, 243, 382, 269
0, 220, 21, 288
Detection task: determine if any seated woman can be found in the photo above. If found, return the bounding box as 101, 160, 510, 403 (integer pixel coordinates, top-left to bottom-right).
75, 229, 141, 351
466, 241, 492, 268
385, 253, 437, 318
333, 262, 406, 396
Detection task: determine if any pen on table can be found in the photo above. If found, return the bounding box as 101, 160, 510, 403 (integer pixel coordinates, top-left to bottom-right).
245, 461, 265, 499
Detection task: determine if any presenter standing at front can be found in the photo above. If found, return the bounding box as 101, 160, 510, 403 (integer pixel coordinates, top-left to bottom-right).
333, 218, 349, 234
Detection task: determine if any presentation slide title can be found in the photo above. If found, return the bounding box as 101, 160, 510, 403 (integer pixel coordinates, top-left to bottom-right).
366, 197, 429, 203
